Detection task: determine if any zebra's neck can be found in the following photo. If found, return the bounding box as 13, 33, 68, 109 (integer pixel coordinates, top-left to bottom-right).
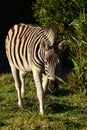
29, 41, 45, 70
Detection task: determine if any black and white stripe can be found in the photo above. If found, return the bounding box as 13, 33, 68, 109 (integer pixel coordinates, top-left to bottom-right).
6, 24, 48, 69
5, 23, 59, 114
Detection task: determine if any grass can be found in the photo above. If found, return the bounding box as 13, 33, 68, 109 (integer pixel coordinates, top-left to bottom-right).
0, 73, 87, 130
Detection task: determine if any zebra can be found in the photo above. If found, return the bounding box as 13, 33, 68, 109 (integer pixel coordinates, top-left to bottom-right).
5, 23, 65, 114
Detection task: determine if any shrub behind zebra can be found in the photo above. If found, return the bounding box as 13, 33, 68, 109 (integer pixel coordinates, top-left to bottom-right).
5, 23, 66, 114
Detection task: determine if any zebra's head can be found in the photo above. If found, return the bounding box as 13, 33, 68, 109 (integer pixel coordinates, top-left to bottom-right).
41, 25, 66, 93
41, 38, 59, 93
45, 48, 59, 80
45, 48, 59, 93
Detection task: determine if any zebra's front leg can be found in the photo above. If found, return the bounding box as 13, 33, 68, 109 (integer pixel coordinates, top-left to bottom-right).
42, 74, 48, 93
33, 69, 44, 114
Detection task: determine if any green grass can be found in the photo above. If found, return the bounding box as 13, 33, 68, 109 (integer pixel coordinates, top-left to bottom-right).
0, 73, 87, 130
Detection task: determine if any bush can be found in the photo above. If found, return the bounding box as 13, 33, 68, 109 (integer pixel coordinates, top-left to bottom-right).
32, 0, 86, 41
32, 0, 87, 93
67, 12, 87, 94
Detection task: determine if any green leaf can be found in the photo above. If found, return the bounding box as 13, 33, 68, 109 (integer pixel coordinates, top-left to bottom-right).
72, 59, 79, 71
79, 72, 84, 79
84, 67, 87, 70
56, 76, 65, 84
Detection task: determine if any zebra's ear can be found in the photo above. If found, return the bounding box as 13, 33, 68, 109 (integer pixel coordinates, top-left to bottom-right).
40, 39, 49, 51
58, 40, 66, 51
43, 25, 57, 46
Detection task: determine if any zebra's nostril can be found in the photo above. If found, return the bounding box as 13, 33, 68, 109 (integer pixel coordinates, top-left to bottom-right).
48, 80, 54, 93
48, 79, 58, 94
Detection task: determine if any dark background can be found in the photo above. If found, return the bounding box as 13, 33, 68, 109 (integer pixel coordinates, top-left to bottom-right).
0, 0, 73, 74
0, 0, 35, 73
0, 0, 35, 54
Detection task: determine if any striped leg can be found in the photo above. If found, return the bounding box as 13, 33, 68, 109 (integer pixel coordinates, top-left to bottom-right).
32, 69, 44, 114
42, 74, 48, 93
19, 71, 26, 98
10, 64, 23, 108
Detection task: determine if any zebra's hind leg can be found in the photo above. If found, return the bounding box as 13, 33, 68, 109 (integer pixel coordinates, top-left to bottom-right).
19, 71, 26, 98
10, 64, 23, 108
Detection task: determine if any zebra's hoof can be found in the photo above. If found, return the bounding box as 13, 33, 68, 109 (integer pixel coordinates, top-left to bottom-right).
18, 103, 23, 108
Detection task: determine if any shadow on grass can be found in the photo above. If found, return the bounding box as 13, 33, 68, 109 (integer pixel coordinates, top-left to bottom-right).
45, 101, 87, 129
46, 102, 74, 114
45, 89, 77, 114
48, 88, 73, 97
0, 120, 6, 127
22, 88, 74, 114
57, 88, 74, 96
64, 120, 86, 130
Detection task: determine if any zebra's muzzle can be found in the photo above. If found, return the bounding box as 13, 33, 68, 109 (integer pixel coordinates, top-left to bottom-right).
48, 79, 58, 94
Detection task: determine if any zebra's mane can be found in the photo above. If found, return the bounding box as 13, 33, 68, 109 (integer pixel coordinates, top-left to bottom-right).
46, 49, 59, 65
43, 25, 57, 46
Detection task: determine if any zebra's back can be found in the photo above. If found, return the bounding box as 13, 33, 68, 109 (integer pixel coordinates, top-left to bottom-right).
5, 23, 46, 72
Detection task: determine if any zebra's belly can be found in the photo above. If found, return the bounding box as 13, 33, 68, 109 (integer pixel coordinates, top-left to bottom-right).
9, 51, 44, 72
13, 61, 43, 73
10, 58, 32, 72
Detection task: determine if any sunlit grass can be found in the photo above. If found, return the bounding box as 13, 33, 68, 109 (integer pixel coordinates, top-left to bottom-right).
0, 73, 87, 130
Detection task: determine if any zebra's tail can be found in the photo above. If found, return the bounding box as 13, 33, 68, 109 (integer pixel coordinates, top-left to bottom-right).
5, 34, 10, 59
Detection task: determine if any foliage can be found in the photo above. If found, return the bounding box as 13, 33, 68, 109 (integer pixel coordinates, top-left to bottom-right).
0, 74, 87, 130
67, 12, 87, 94
32, 0, 87, 93
32, 0, 86, 41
